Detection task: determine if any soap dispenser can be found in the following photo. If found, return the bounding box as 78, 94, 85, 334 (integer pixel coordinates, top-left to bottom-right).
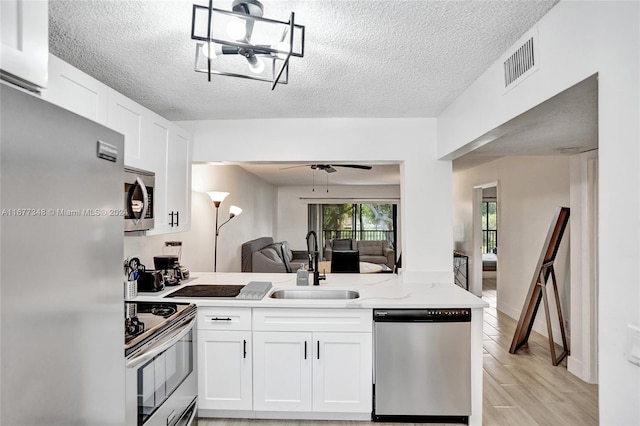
296, 263, 309, 286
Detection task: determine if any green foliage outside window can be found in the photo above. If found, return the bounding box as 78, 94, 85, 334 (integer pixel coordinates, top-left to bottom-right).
321, 203, 394, 246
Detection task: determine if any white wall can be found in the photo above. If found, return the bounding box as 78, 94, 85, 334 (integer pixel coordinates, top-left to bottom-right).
276, 184, 401, 251
453, 156, 570, 342
124, 163, 278, 272
440, 2, 640, 423
177, 117, 451, 283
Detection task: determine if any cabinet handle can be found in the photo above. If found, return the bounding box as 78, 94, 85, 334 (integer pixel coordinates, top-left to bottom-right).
317, 341, 320, 360
175, 211, 179, 227
304, 341, 307, 360
243, 339, 247, 359
210, 317, 231, 321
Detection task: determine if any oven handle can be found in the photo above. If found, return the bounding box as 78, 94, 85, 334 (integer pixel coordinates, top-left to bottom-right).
126, 316, 195, 369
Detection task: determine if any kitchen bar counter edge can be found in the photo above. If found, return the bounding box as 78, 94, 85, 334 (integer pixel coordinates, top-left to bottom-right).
134, 272, 489, 309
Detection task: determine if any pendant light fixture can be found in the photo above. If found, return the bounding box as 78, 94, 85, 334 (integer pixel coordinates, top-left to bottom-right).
191, 0, 305, 90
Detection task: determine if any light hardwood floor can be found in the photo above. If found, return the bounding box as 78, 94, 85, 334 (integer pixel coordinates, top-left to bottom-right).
198, 275, 598, 426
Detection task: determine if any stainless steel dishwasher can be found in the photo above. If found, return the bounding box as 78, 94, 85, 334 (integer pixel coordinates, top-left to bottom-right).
373, 309, 471, 423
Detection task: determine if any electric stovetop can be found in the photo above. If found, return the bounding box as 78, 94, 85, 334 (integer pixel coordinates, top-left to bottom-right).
164, 281, 272, 300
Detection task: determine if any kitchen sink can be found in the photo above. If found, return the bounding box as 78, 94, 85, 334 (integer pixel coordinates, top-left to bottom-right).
269, 289, 360, 300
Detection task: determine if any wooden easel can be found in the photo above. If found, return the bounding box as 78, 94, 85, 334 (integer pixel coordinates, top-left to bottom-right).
509, 207, 570, 366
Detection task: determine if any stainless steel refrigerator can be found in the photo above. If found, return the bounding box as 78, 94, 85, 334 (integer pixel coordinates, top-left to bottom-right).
1, 84, 125, 424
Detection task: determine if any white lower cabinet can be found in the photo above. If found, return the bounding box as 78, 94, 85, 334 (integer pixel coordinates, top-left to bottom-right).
197, 308, 253, 411
312, 332, 372, 413
252, 331, 312, 412
252, 308, 373, 415
197, 307, 373, 418
198, 330, 253, 410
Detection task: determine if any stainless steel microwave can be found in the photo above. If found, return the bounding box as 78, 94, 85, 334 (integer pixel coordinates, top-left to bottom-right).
124, 167, 154, 232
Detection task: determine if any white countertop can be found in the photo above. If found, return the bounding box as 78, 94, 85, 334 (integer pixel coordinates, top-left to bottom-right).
134, 272, 488, 309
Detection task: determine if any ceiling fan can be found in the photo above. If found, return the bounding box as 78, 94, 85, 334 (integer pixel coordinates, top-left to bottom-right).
282, 164, 373, 173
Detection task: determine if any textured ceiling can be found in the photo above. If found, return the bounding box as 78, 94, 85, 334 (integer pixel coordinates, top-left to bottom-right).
49, 0, 559, 121
453, 74, 598, 171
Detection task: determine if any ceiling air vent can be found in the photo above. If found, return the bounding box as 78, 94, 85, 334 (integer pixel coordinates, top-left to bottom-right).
502, 30, 539, 92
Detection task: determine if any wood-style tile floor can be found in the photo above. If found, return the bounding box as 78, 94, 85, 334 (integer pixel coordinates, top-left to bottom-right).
198, 275, 598, 426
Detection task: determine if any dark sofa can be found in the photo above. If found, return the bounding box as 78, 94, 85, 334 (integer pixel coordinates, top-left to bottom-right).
241, 237, 308, 273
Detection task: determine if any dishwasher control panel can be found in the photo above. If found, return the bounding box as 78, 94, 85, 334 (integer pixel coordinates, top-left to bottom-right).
373, 308, 471, 322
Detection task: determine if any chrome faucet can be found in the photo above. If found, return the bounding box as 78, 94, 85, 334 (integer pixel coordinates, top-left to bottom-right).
305, 230, 326, 285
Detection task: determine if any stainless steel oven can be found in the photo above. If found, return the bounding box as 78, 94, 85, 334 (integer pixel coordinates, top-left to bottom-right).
125, 302, 198, 426
125, 167, 154, 232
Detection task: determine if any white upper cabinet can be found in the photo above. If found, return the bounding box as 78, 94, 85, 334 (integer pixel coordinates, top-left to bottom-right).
41, 55, 108, 124
106, 90, 149, 171
41, 54, 193, 235
1, 0, 49, 90
145, 118, 192, 235
166, 127, 192, 232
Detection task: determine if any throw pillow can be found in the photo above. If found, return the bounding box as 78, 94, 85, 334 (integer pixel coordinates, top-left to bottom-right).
358, 240, 382, 255
332, 238, 353, 250
259, 247, 282, 263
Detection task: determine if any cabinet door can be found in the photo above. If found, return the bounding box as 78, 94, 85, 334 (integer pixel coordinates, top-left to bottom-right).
107, 90, 149, 170
253, 331, 312, 412
312, 332, 372, 413
41, 55, 108, 124
143, 117, 170, 234
1, 0, 48, 90
198, 330, 252, 411
166, 127, 192, 232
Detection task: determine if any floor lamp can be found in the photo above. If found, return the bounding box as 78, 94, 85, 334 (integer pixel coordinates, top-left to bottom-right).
207, 191, 242, 272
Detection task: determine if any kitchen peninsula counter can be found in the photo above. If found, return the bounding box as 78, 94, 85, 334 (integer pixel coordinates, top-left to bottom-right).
135, 271, 488, 309
134, 272, 486, 426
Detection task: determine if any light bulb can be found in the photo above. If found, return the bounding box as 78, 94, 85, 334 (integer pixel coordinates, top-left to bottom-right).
199, 43, 222, 59
226, 18, 246, 41
249, 58, 265, 74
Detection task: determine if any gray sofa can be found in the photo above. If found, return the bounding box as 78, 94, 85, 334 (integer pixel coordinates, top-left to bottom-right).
241, 237, 308, 273
325, 238, 395, 269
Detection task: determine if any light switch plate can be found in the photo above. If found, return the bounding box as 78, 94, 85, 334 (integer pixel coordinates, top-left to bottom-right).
625, 324, 640, 367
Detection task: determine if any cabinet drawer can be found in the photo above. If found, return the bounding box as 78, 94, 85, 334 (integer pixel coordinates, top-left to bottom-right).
253, 308, 372, 333
198, 308, 251, 331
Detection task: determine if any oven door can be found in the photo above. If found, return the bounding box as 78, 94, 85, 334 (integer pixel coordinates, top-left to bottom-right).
126, 316, 197, 426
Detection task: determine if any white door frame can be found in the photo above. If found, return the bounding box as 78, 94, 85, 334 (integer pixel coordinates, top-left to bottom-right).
471, 182, 498, 297
568, 151, 599, 383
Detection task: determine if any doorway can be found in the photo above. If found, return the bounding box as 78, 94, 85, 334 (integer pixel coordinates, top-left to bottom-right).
471, 182, 497, 298
481, 186, 498, 301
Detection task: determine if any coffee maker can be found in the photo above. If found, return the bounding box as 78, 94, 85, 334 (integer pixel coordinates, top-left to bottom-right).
153, 254, 180, 286
153, 241, 189, 286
